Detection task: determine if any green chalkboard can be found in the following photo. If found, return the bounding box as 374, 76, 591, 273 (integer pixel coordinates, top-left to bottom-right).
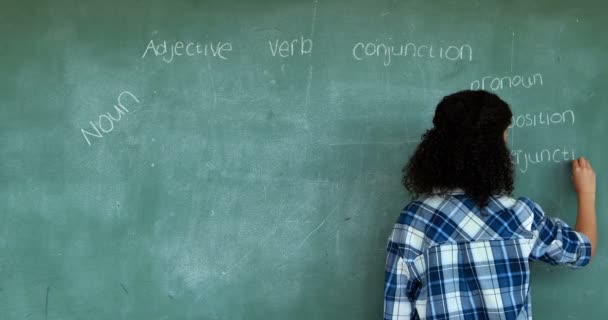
1, 0, 606, 319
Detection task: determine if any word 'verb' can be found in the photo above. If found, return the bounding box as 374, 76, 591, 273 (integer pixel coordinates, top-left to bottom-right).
268, 36, 313, 57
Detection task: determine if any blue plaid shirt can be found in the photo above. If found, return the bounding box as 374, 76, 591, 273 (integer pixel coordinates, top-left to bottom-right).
384, 190, 591, 320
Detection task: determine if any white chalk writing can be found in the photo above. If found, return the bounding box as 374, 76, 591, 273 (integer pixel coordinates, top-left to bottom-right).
511, 147, 576, 173
141, 40, 233, 63
268, 36, 312, 57
509, 109, 575, 128
81, 91, 140, 146
470, 73, 543, 91
352, 41, 473, 66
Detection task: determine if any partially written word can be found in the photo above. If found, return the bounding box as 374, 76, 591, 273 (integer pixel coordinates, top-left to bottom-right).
141, 40, 233, 63
269, 36, 312, 57
511, 147, 576, 173
470, 73, 543, 91
509, 109, 575, 129
81, 91, 141, 146
352, 42, 473, 66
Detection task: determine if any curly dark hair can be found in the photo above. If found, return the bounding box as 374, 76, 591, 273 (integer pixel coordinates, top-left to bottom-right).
402, 90, 514, 207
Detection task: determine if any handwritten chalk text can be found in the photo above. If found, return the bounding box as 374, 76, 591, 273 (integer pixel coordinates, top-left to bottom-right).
268, 36, 312, 57
141, 40, 233, 63
81, 91, 141, 146
352, 41, 473, 66
511, 147, 576, 173
509, 109, 575, 128
470, 73, 543, 91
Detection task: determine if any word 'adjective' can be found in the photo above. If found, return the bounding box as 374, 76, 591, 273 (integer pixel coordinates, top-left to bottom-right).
268, 36, 313, 57
141, 40, 233, 63
81, 91, 140, 146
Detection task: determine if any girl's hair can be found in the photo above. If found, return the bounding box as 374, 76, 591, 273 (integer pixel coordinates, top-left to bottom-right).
402, 90, 514, 207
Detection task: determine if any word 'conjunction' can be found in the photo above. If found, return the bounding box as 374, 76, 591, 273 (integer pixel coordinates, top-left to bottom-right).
352, 41, 473, 66
512, 147, 576, 173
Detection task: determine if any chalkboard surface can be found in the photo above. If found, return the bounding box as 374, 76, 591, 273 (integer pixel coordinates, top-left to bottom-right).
1, 0, 606, 319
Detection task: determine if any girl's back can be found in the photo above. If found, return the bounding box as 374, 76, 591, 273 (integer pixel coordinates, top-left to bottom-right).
384, 90, 596, 320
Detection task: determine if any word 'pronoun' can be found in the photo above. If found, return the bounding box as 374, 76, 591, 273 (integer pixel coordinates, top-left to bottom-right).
470, 73, 543, 91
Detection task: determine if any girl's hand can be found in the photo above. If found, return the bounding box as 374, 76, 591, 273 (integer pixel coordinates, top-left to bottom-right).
572, 157, 596, 195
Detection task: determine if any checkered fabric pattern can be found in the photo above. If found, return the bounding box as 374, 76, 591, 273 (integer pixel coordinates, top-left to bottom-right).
384, 190, 591, 320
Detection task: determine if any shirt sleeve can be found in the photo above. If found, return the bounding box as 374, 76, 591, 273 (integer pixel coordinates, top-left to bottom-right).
524, 198, 592, 268
384, 239, 419, 320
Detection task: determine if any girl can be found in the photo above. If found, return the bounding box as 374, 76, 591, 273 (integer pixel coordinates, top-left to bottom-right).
384, 90, 597, 320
